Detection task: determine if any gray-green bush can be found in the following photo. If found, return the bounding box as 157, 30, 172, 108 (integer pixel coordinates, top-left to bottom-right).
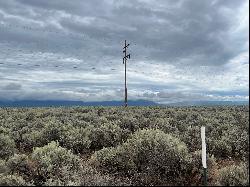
93, 129, 190, 184
0, 174, 30, 186
89, 122, 126, 150
217, 163, 249, 186
0, 159, 8, 174
6, 154, 30, 178
0, 134, 16, 159
31, 141, 81, 185
60, 125, 92, 153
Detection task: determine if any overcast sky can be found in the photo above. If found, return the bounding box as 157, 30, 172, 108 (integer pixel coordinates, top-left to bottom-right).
0, 0, 249, 103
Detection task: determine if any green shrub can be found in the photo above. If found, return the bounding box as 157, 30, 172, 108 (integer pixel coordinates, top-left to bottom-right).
185, 150, 217, 185
217, 163, 249, 186
226, 128, 249, 159
21, 130, 46, 151
0, 174, 30, 186
89, 123, 126, 150
0, 134, 16, 159
117, 116, 140, 133
0, 159, 9, 174
80, 160, 131, 186
42, 122, 92, 153
93, 129, 190, 184
6, 154, 30, 177
9, 122, 32, 150
147, 117, 179, 135
44, 178, 80, 186
60, 126, 92, 153
0, 127, 10, 135
31, 141, 81, 185
41, 120, 64, 143
208, 127, 249, 160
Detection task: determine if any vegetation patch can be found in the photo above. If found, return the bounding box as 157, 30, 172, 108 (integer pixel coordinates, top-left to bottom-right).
0, 106, 248, 186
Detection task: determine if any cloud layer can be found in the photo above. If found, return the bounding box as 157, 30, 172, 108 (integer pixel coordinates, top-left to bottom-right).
0, 0, 249, 103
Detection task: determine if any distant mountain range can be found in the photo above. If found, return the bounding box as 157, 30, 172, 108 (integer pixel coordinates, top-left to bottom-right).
165, 100, 249, 106
0, 100, 248, 107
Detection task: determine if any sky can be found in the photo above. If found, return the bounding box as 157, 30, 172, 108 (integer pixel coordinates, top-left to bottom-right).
0, 0, 249, 104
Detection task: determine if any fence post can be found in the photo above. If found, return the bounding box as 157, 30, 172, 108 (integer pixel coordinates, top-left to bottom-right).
201, 126, 207, 186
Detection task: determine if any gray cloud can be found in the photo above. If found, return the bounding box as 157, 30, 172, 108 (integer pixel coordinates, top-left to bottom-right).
2, 83, 22, 90
0, 0, 248, 102
1, 0, 248, 64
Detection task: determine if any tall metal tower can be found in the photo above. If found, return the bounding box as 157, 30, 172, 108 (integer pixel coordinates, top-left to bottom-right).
123, 40, 130, 107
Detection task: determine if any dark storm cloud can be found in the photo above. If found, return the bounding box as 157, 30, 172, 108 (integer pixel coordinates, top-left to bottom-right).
1, 0, 248, 65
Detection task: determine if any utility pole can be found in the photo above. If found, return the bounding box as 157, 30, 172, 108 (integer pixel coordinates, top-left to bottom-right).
123, 40, 130, 107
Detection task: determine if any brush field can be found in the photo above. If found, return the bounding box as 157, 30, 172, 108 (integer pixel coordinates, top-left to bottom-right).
0, 106, 249, 186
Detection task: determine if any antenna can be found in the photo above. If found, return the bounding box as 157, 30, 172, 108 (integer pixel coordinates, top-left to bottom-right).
123, 40, 131, 107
